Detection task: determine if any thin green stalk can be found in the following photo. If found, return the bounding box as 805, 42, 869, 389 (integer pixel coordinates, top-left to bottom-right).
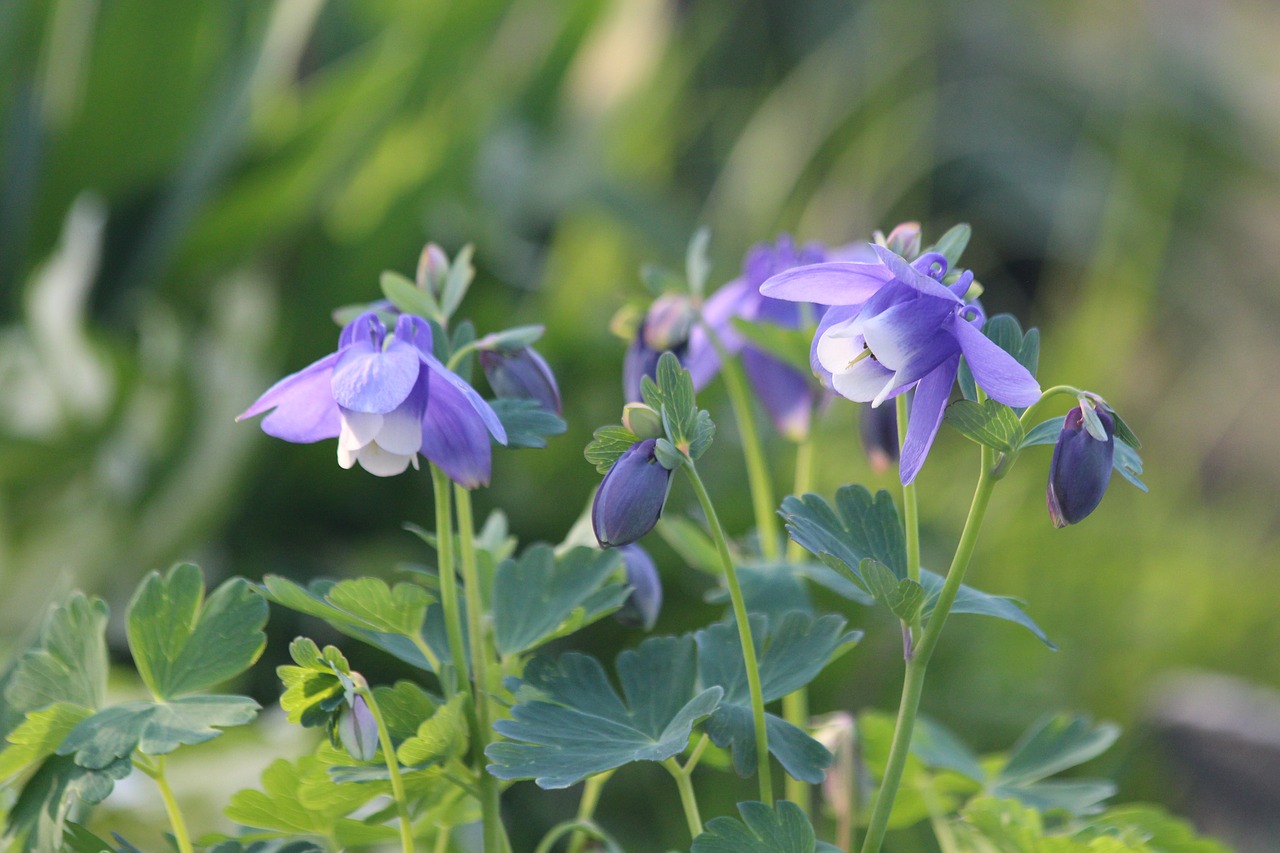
431, 465, 469, 698
700, 322, 781, 560
358, 681, 415, 853
896, 395, 922, 639
139, 756, 194, 853
786, 435, 815, 563
454, 485, 505, 853
566, 771, 613, 853
683, 460, 773, 804
433, 827, 451, 853
859, 455, 997, 853
535, 821, 613, 853
784, 435, 816, 811
662, 757, 705, 840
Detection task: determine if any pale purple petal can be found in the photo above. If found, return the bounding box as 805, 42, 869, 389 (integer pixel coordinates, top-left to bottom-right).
421, 363, 495, 488
685, 278, 753, 389
339, 312, 386, 349
742, 347, 813, 442
331, 335, 421, 414
860, 296, 957, 372
899, 356, 960, 484
422, 356, 507, 445
946, 315, 1041, 407
871, 246, 961, 303
237, 352, 341, 443
760, 261, 894, 305
394, 313, 434, 358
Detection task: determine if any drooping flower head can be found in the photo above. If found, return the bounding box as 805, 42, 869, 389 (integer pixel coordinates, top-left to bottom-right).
591, 438, 672, 548
763, 244, 1041, 483
237, 311, 507, 487
1047, 406, 1115, 527
479, 345, 562, 415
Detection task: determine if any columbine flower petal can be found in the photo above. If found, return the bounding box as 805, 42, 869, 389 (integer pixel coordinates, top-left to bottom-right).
899, 356, 960, 484
946, 314, 1041, 407
419, 356, 506, 488
760, 260, 893, 305
871, 246, 960, 302
237, 352, 342, 443
330, 333, 421, 415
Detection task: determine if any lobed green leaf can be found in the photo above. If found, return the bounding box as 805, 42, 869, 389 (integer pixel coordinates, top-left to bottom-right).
944, 399, 1026, 454
5, 593, 109, 715
57, 696, 260, 767
492, 545, 627, 656
584, 425, 641, 474
692, 800, 840, 853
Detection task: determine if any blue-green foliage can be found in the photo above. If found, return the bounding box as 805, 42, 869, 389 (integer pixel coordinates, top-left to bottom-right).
691, 801, 842, 853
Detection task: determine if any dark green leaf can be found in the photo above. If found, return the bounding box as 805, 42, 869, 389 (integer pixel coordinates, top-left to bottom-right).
489, 398, 566, 449
1020, 418, 1062, 448
944, 399, 1025, 454
778, 486, 906, 589
692, 800, 831, 853
996, 714, 1120, 787
485, 636, 722, 789
492, 545, 627, 656
584, 425, 641, 474
861, 559, 925, 623
5, 593, 109, 714
58, 696, 260, 767
127, 564, 268, 700
990, 778, 1117, 815
729, 318, 813, 374
920, 569, 1056, 648
1102, 405, 1141, 449
982, 315, 1040, 379
60, 822, 116, 853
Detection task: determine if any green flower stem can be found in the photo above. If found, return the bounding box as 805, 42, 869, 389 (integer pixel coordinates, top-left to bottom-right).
701, 322, 781, 560
1016, 384, 1083, 431
859, 452, 998, 853
566, 770, 614, 853
356, 680, 415, 853
433, 827, 451, 853
786, 435, 815, 563
896, 395, 922, 637
784, 435, 816, 812
662, 757, 705, 840
431, 466, 469, 699
454, 484, 506, 853
683, 459, 773, 805
137, 755, 194, 853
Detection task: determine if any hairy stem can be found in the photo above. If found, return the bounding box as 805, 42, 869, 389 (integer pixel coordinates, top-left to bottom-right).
684, 459, 773, 804
859, 455, 997, 853
454, 485, 506, 853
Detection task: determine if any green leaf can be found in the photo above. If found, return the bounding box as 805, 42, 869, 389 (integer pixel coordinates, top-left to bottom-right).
729, 317, 813, 374
696, 614, 859, 783
278, 639, 349, 727
992, 779, 1117, 815
957, 314, 1040, 402
0, 703, 93, 782
911, 716, 986, 783
655, 516, 722, 575
396, 694, 468, 766
687, 409, 716, 461
5, 593, 109, 714
584, 425, 641, 474
1101, 404, 1141, 450
371, 680, 439, 744
778, 486, 907, 590
944, 399, 1025, 454
127, 564, 268, 700
919, 569, 1056, 648
225, 754, 400, 847
58, 696, 260, 767
996, 714, 1120, 787
1083, 805, 1232, 852
380, 269, 442, 324
655, 351, 698, 446
262, 577, 439, 672
489, 397, 566, 449
653, 437, 684, 469
929, 223, 972, 268
492, 545, 628, 656
439, 244, 475, 320
485, 636, 723, 789
480, 323, 545, 350
2, 754, 132, 849
685, 226, 712, 298
60, 822, 117, 853
861, 559, 925, 623
692, 800, 837, 853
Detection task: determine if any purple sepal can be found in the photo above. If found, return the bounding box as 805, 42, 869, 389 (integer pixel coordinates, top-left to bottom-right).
592, 439, 672, 548
237, 352, 342, 443
480, 346, 562, 414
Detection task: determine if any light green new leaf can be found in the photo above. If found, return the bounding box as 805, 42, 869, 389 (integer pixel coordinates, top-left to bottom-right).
944, 399, 1025, 454
396, 694, 468, 766
380, 270, 441, 324
277, 638, 349, 728
5, 593, 109, 714
584, 425, 641, 474
486, 636, 722, 789
2, 754, 132, 850
127, 563, 268, 700
372, 680, 439, 744
492, 545, 628, 656
58, 696, 260, 768
861, 558, 925, 623
691, 801, 840, 853
0, 703, 93, 782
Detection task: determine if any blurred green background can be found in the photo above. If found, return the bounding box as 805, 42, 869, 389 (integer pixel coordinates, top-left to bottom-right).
3, 0, 1279, 850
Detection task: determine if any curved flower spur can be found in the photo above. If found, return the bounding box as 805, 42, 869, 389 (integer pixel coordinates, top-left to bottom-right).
762, 244, 1041, 483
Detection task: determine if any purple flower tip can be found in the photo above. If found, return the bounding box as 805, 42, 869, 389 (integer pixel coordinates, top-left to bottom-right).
1047, 406, 1115, 528
614, 544, 663, 630
336, 695, 378, 761
592, 439, 672, 548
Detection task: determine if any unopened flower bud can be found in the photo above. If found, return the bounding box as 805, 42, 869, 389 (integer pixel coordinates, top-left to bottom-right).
336, 695, 378, 761
622, 403, 663, 439
479, 346, 562, 414
880, 222, 923, 260
1047, 406, 1114, 528
416, 243, 450, 295
614, 544, 663, 630
859, 403, 899, 475
642, 294, 697, 352
592, 439, 672, 548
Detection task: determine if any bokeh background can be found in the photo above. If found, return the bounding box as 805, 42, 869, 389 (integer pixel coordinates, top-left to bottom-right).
3, 0, 1280, 850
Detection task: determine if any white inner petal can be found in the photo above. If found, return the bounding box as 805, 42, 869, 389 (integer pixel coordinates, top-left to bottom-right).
339, 410, 383, 450
354, 443, 415, 477
815, 318, 868, 375
337, 444, 358, 469
831, 357, 896, 403
372, 402, 424, 455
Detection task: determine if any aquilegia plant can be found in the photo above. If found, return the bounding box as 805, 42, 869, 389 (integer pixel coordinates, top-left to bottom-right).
2, 230, 1224, 853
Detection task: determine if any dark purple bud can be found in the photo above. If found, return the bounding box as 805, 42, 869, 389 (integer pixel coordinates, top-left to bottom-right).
614, 544, 663, 630
336, 695, 378, 761
592, 439, 672, 548
1047, 406, 1115, 528
479, 346, 562, 414
860, 403, 899, 475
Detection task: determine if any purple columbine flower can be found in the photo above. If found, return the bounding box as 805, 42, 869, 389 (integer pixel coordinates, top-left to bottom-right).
237, 311, 507, 487
614, 544, 662, 630
1047, 406, 1114, 528
335, 694, 378, 761
592, 438, 672, 548
479, 346, 562, 414
763, 245, 1041, 484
